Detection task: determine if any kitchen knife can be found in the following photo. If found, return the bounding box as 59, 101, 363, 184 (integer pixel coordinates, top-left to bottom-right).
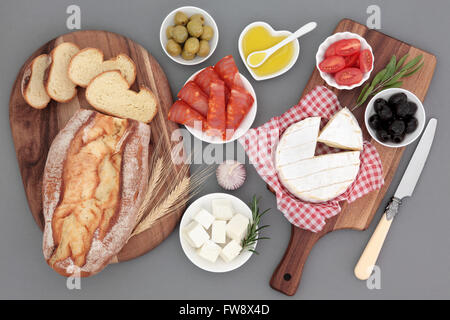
354, 118, 437, 280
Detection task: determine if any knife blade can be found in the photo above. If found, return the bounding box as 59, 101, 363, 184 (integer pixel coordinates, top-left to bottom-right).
394, 118, 437, 199
354, 118, 437, 280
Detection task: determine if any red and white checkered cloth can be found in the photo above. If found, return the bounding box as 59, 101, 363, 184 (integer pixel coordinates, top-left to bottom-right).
238, 86, 384, 232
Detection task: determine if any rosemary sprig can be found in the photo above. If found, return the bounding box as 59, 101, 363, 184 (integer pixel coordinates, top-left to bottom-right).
351, 53, 424, 111
241, 195, 270, 254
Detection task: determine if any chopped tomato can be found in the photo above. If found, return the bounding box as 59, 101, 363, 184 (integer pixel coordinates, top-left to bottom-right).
226, 86, 254, 138
324, 42, 338, 58
334, 67, 363, 86
359, 49, 373, 73
318, 56, 346, 73
214, 55, 243, 89
334, 38, 361, 56
205, 80, 227, 139
194, 66, 221, 96
168, 100, 205, 129
177, 81, 209, 117
344, 52, 360, 68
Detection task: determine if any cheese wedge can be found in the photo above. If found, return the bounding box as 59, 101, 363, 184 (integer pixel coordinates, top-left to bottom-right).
275, 117, 321, 167
277, 151, 360, 203
318, 107, 363, 151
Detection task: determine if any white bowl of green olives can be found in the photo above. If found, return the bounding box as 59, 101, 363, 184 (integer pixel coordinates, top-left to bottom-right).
365, 88, 425, 148
160, 6, 218, 65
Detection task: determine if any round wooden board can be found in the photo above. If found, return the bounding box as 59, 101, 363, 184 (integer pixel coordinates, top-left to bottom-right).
9, 30, 188, 263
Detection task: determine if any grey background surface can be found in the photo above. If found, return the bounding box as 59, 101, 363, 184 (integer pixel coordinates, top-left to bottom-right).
0, 0, 449, 299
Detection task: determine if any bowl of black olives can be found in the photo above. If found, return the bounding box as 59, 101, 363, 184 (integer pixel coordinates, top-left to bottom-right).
365, 88, 425, 147
160, 6, 219, 65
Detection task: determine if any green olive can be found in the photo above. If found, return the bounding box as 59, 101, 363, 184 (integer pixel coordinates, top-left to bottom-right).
181, 49, 195, 60
184, 37, 200, 54
174, 11, 189, 25
201, 25, 214, 41
172, 25, 188, 44
187, 20, 203, 38
166, 39, 182, 56
190, 14, 205, 25
166, 25, 174, 39
197, 40, 210, 57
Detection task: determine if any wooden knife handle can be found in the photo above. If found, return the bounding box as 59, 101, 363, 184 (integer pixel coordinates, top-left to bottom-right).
354, 214, 393, 280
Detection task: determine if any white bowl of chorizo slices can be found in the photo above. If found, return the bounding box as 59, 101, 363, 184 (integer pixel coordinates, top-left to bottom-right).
168, 55, 257, 144
316, 32, 374, 90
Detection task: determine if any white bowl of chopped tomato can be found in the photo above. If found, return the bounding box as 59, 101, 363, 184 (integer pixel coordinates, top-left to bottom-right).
316, 32, 374, 90
168, 55, 257, 144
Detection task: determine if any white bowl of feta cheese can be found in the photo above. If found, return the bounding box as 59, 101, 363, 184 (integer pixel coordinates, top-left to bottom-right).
179, 193, 256, 273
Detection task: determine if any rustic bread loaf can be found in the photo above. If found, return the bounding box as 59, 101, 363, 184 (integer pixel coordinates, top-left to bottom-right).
45, 42, 80, 103
68, 48, 136, 87
21, 54, 52, 109
86, 70, 158, 123
42, 109, 150, 277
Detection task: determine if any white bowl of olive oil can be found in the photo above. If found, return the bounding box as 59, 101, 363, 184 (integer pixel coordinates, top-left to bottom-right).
238, 21, 300, 81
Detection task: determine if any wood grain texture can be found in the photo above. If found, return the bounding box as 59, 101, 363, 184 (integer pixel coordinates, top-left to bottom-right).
9, 30, 187, 263
270, 19, 436, 296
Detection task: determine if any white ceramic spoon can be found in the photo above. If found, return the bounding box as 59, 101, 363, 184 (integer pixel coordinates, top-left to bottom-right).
246, 21, 317, 68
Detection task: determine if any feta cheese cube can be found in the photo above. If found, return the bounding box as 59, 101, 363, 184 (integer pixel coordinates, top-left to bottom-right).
226, 213, 249, 242
197, 240, 222, 263
211, 220, 226, 244
211, 199, 234, 220
182, 221, 209, 248
193, 208, 215, 229
220, 240, 242, 263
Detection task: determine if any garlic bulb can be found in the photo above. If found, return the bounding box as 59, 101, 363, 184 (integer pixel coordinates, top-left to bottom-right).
216, 160, 246, 190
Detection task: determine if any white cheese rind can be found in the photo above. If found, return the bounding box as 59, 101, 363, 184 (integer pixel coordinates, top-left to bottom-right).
183, 221, 210, 248
318, 108, 363, 151
275, 117, 320, 167
197, 240, 221, 263
220, 240, 242, 263
226, 214, 249, 242
277, 151, 361, 203
211, 199, 234, 220
211, 220, 227, 244
193, 208, 215, 229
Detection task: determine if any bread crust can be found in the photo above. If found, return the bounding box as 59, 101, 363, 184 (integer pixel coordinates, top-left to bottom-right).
44, 42, 80, 103
86, 70, 158, 123
42, 109, 150, 277
68, 47, 137, 88
21, 54, 52, 109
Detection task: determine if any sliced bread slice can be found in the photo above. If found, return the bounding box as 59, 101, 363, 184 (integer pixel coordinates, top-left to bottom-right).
68, 48, 136, 87
85, 70, 158, 123
45, 42, 80, 103
21, 54, 52, 109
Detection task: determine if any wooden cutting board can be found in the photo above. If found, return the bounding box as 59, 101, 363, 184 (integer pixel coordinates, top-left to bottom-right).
270, 19, 436, 296
9, 30, 187, 263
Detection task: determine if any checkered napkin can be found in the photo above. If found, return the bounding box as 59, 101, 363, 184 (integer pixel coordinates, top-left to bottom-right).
238, 86, 384, 232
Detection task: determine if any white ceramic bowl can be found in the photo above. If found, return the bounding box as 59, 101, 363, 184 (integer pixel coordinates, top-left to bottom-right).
315, 32, 374, 90
238, 21, 300, 81
183, 69, 257, 144
365, 88, 426, 148
179, 193, 255, 273
160, 6, 219, 65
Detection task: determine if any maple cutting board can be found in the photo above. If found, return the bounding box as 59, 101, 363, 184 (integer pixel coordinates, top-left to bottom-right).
9, 30, 187, 263
270, 19, 436, 296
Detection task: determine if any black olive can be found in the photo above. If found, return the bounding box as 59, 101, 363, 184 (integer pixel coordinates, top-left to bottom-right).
405, 117, 418, 133
376, 129, 390, 142
388, 92, 407, 107
395, 102, 410, 118
406, 101, 418, 116
374, 98, 388, 114
369, 114, 382, 130
378, 105, 393, 121
388, 120, 406, 136
392, 134, 405, 143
